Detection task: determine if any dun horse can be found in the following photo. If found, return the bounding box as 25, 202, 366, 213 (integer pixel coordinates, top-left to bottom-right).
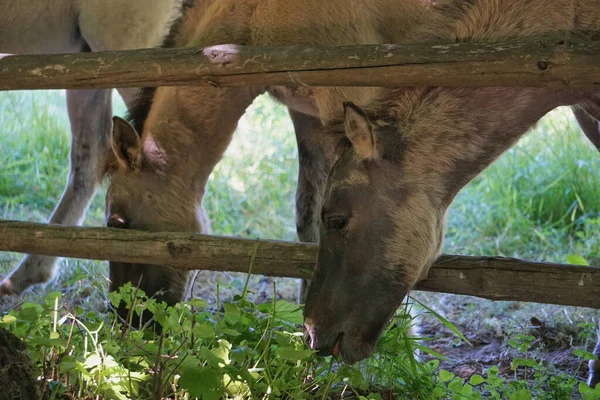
0, 0, 186, 295
1, 0, 320, 303
97, 0, 600, 386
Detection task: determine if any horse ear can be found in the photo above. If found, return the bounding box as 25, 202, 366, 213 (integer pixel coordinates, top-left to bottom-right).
111, 116, 142, 171
343, 102, 377, 160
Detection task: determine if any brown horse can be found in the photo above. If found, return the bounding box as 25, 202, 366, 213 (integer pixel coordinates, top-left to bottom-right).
0, 0, 185, 296
100, 0, 600, 386
303, 1, 600, 388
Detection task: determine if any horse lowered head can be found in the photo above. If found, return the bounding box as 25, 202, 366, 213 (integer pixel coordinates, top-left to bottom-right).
303, 101, 446, 364
303, 81, 589, 363
102, 116, 204, 320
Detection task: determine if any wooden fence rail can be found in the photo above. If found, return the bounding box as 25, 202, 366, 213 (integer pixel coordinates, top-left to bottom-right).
2, 38, 600, 90
1, 220, 599, 308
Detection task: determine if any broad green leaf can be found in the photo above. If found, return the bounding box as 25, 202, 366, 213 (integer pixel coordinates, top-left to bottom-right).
277, 346, 312, 361
223, 303, 241, 323
58, 356, 78, 373
187, 299, 209, 308
35, 337, 68, 348
448, 378, 464, 392
461, 383, 473, 395
167, 312, 180, 329
193, 323, 214, 338
439, 369, 455, 383
213, 339, 231, 365
176, 354, 201, 374
470, 374, 486, 386
179, 367, 224, 400
137, 341, 159, 355
17, 307, 39, 322
509, 389, 532, 400
579, 381, 600, 400
45, 291, 62, 305
272, 300, 303, 325
200, 346, 227, 367
566, 254, 589, 266
223, 303, 239, 315
223, 372, 250, 396
573, 350, 598, 360
275, 333, 291, 346
231, 347, 251, 363
222, 328, 241, 337
1, 315, 16, 325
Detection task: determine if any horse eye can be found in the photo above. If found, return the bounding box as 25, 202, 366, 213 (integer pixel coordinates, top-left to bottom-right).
325, 216, 348, 231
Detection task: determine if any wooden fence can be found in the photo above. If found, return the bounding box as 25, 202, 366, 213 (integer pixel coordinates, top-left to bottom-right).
1, 38, 600, 308
1, 220, 599, 308
1, 38, 600, 90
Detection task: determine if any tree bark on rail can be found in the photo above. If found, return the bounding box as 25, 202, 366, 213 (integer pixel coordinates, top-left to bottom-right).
1, 38, 600, 90
0, 220, 599, 308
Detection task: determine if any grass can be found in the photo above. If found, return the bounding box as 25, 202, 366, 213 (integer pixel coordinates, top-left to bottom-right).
446, 109, 600, 264
1, 90, 600, 398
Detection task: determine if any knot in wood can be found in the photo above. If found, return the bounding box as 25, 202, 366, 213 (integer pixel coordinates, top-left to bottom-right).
536, 59, 549, 71
167, 241, 191, 258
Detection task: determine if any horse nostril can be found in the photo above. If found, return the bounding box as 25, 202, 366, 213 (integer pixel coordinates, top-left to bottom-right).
304, 319, 316, 349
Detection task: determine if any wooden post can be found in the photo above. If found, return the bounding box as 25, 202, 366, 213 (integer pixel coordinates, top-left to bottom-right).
1, 38, 600, 90
0, 220, 599, 308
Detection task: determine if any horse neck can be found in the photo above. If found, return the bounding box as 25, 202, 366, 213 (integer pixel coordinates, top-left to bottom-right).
141, 85, 264, 195
415, 0, 600, 41
397, 87, 590, 205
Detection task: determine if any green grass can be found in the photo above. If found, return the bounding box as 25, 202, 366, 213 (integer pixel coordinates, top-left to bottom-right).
446, 108, 600, 264
1, 90, 600, 399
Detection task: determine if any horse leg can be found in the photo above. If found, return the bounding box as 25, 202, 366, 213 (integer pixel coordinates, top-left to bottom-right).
0, 0, 180, 296
573, 105, 600, 151
0, 89, 113, 295
288, 110, 336, 303
588, 321, 600, 388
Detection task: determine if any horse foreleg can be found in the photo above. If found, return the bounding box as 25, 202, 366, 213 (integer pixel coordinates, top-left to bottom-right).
588, 321, 600, 388
0, 89, 113, 296
289, 110, 336, 303
573, 104, 600, 151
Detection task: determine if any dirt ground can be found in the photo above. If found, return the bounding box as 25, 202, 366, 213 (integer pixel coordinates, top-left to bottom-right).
413, 291, 598, 396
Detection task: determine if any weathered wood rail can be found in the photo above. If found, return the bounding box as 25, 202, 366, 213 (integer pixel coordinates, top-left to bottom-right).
1, 220, 599, 308
1, 38, 600, 90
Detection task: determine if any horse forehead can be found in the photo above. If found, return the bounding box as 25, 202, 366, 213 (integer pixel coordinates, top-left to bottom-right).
338, 170, 370, 186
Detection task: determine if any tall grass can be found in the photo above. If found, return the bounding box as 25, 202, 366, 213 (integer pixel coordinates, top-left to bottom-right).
446, 108, 600, 264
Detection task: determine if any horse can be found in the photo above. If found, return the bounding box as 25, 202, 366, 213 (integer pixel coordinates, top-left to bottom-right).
97, 0, 600, 386
0, 0, 189, 296
302, 0, 600, 388
1, 0, 327, 306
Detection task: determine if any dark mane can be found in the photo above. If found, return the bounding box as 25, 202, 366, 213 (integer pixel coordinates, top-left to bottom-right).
163, 0, 195, 48
125, 0, 195, 134
126, 87, 156, 134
